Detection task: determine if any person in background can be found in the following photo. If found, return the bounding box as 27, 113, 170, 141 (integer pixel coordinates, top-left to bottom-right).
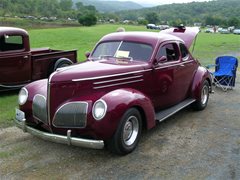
116, 27, 125, 32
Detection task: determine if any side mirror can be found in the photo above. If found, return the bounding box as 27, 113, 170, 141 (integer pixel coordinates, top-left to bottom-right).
85, 51, 91, 58
157, 56, 167, 64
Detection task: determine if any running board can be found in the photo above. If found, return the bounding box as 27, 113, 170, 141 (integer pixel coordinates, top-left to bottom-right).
155, 98, 196, 122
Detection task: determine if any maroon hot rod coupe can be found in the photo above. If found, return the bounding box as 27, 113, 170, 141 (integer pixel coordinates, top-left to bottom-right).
0, 27, 77, 91
15, 27, 212, 155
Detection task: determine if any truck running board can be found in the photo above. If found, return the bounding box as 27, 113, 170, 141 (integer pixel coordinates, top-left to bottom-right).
155, 98, 196, 122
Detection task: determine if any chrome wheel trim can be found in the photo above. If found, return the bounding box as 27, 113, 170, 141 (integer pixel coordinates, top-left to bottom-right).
201, 84, 209, 105
123, 116, 139, 146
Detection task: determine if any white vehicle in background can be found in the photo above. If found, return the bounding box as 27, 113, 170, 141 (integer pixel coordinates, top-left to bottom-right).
233, 28, 240, 35
219, 28, 230, 34
158, 25, 169, 30
146, 24, 157, 29
204, 28, 214, 33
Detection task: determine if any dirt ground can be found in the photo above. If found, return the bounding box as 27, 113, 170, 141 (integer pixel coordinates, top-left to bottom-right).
0, 74, 240, 179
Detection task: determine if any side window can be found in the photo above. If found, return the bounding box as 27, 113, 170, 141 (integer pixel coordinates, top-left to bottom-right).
179, 43, 189, 61
157, 43, 179, 62
0, 35, 24, 51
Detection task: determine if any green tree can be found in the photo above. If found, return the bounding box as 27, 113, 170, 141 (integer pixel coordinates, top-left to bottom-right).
76, 2, 84, 10
78, 13, 97, 26
228, 17, 239, 27
59, 0, 73, 11
145, 12, 159, 24
85, 5, 97, 13
205, 16, 223, 26
170, 19, 186, 26
138, 19, 148, 25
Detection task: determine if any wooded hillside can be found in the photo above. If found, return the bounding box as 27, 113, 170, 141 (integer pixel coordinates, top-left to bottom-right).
73, 0, 143, 12
0, 0, 239, 27
117, 0, 240, 26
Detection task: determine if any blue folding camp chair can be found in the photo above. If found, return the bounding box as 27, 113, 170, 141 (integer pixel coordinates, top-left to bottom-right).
207, 56, 238, 91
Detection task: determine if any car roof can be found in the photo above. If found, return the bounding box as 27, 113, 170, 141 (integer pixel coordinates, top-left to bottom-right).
0, 27, 28, 36
98, 31, 184, 47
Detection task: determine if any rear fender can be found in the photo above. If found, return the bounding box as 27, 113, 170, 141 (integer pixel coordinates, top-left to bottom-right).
101, 88, 156, 132
54, 58, 73, 71
191, 66, 212, 100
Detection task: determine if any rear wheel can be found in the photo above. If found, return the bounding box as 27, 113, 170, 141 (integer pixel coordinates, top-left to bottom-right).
107, 108, 142, 155
193, 80, 210, 110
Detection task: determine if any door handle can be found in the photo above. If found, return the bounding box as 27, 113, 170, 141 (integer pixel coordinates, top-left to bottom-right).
23, 56, 29, 59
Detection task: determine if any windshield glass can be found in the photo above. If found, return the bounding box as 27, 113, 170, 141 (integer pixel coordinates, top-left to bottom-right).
91, 41, 153, 62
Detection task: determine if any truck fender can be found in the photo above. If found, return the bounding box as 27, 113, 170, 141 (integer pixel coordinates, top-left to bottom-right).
191, 66, 212, 100
54, 58, 73, 71
99, 88, 156, 135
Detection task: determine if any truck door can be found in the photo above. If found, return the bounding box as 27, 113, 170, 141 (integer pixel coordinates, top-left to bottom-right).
0, 34, 31, 86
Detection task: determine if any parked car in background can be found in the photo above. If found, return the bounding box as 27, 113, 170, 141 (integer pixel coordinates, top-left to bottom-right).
146, 24, 157, 29
217, 27, 223, 32
204, 28, 214, 33
219, 28, 230, 34
233, 28, 240, 35
15, 26, 212, 155
0, 27, 77, 91
228, 26, 235, 33
158, 25, 170, 30
146, 24, 170, 30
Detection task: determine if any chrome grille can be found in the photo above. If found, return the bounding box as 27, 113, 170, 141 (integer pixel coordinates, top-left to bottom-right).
53, 102, 88, 128
32, 94, 48, 124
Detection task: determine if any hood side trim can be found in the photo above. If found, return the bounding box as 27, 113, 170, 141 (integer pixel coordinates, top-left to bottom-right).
72, 69, 151, 82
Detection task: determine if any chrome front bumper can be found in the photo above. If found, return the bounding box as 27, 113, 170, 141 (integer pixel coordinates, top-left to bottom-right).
15, 117, 104, 150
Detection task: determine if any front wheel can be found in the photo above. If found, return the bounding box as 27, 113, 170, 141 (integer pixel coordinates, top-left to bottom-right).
192, 80, 210, 111
106, 108, 142, 155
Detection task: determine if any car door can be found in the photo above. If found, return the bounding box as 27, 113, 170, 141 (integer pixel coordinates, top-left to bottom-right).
0, 34, 31, 86
150, 42, 187, 109
178, 43, 198, 98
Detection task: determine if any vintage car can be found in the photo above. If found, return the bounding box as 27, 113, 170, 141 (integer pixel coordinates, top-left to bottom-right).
0, 27, 77, 91
15, 27, 212, 155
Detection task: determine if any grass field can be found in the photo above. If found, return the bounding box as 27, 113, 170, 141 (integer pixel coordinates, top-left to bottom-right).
0, 24, 239, 128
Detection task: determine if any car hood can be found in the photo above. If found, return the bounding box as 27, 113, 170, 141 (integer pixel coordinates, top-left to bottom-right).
160, 27, 200, 49
50, 60, 147, 83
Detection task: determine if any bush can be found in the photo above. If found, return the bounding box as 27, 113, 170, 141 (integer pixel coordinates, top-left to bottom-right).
78, 13, 97, 26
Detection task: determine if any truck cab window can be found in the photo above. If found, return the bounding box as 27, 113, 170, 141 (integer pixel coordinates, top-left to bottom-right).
157, 43, 179, 62
0, 35, 24, 51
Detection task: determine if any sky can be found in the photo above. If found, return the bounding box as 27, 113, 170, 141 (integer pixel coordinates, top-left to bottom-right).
116, 0, 211, 6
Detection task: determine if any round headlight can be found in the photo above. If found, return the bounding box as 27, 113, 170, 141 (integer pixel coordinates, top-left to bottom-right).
18, 88, 28, 105
92, 99, 107, 121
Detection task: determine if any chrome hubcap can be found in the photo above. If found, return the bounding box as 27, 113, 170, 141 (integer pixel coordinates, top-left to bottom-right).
201, 85, 208, 105
123, 116, 139, 146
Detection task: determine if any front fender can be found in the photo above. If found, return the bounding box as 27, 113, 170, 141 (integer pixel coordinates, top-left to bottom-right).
191, 66, 212, 100
95, 88, 156, 139
19, 79, 48, 124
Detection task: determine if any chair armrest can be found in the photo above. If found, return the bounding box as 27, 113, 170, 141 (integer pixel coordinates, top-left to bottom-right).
205, 64, 216, 69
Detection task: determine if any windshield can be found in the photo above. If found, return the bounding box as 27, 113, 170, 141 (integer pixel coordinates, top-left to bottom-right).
91, 41, 153, 62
